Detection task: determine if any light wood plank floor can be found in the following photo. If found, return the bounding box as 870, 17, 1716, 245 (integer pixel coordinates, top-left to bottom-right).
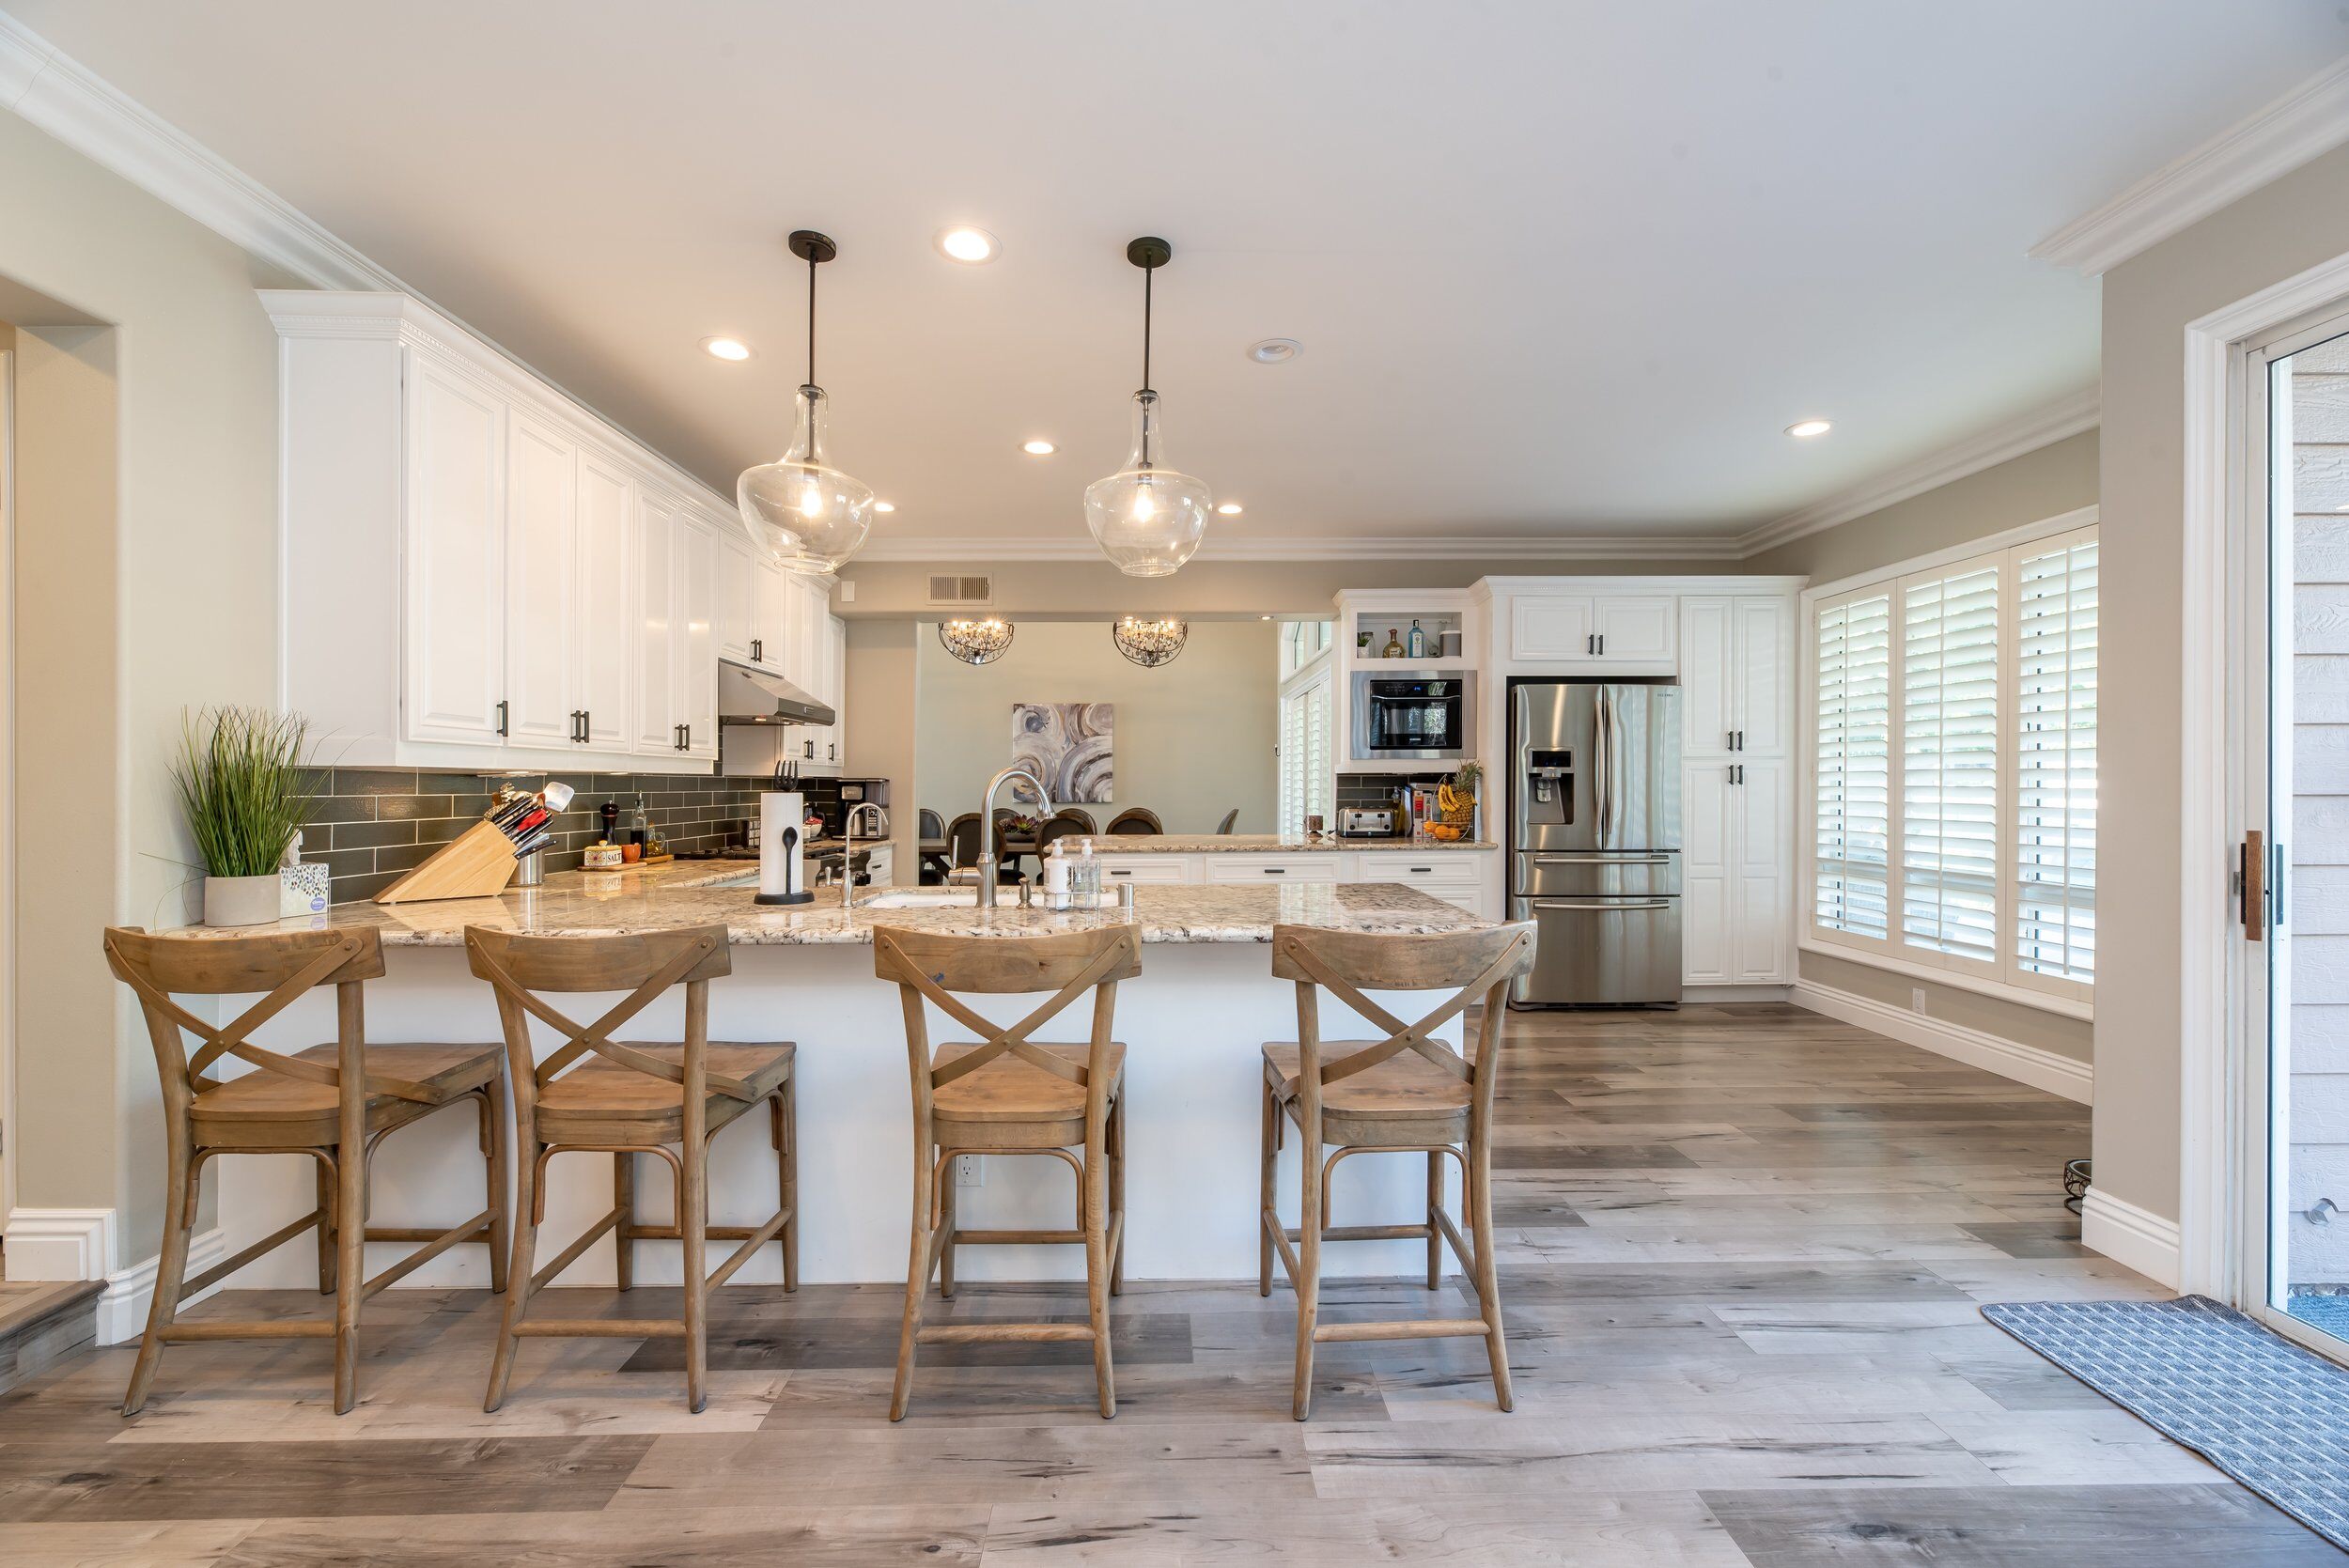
1, 1003, 2337, 1564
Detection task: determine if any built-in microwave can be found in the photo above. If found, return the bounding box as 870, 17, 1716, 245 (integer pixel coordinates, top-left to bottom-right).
1350, 671, 1475, 761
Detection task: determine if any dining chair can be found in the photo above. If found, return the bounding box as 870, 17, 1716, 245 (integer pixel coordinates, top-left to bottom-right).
1104, 808, 1162, 836
1216, 808, 1240, 834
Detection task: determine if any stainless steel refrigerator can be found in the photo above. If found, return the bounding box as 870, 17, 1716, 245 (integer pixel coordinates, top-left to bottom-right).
1507, 680, 1682, 1007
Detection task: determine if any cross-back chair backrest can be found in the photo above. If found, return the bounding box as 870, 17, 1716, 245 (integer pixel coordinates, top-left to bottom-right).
463, 924, 753, 1106
1270, 922, 1536, 1125
102, 925, 405, 1113
873, 924, 1142, 1131
943, 813, 983, 870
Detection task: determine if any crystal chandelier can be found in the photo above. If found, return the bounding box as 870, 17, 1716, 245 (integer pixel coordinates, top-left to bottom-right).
939, 617, 1015, 666
1084, 237, 1213, 577
739, 230, 876, 575
1111, 615, 1188, 668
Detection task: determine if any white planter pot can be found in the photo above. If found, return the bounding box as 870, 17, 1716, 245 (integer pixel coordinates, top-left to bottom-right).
204, 874, 283, 928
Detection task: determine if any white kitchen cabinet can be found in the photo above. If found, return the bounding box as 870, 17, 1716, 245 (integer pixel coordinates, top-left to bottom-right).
1203, 855, 1341, 885
1094, 856, 1197, 885
1683, 595, 1789, 758
674, 514, 720, 760
633, 492, 679, 756
501, 410, 578, 752
821, 613, 848, 774
1352, 851, 1488, 916
401, 355, 507, 745
1508, 593, 1675, 668
575, 452, 634, 750
717, 530, 760, 664
1680, 761, 1734, 986
1680, 757, 1792, 986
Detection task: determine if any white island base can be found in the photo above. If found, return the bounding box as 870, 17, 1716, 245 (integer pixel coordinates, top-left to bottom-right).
213, 939, 1466, 1292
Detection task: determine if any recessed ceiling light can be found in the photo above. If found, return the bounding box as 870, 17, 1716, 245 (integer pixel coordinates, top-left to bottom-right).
936, 226, 999, 264
873, 501, 895, 513
1248, 338, 1302, 365
1216, 502, 1243, 516
703, 336, 753, 361
1022, 439, 1057, 456
1260, 613, 1274, 621
1785, 418, 1832, 439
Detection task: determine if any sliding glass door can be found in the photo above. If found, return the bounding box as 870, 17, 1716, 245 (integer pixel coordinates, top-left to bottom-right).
2245, 309, 2349, 1359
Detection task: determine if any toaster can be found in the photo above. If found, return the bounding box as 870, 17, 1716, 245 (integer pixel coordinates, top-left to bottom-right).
1337, 807, 1399, 838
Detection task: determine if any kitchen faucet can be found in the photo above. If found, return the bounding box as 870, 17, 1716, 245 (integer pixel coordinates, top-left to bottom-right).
841, 801, 887, 911
977, 766, 1051, 908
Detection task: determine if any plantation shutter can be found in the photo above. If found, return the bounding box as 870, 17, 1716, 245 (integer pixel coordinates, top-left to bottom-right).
1901, 565, 2001, 965
1813, 591, 1892, 939
2014, 534, 2097, 983
1279, 672, 1332, 834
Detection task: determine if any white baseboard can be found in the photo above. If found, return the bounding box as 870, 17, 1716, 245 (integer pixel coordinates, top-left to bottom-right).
1790, 978, 2093, 1104
95, 1229, 227, 1347
2081, 1188, 2183, 1289
3, 1207, 115, 1281
1683, 985, 1796, 1004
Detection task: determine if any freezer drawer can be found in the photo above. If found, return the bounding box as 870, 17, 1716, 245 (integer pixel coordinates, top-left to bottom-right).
1508, 895, 1682, 1007
1515, 850, 1679, 898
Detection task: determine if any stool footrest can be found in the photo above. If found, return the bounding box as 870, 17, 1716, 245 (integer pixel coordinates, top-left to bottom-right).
1315, 1317, 1488, 1343
950, 1227, 1085, 1246
514, 1318, 686, 1338
364, 1208, 494, 1299
161, 1320, 335, 1343
1285, 1223, 1432, 1243
916, 1322, 1096, 1344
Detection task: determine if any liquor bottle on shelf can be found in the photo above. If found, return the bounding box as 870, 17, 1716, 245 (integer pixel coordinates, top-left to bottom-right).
1382, 627, 1404, 659
1408, 618, 1426, 659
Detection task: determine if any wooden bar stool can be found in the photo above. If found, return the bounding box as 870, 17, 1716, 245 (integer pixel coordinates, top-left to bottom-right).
873, 924, 1140, 1421
463, 924, 794, 1414
102, 926, 508, 1416
1259, 921, 1535, 1420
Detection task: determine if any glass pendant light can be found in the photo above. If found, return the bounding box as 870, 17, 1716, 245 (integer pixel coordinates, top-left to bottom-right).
739, 230, 876, 575
1084, 237, 1213, 577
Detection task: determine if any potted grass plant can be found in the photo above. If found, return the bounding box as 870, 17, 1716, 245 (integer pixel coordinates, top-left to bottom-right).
172, 706, 316, 927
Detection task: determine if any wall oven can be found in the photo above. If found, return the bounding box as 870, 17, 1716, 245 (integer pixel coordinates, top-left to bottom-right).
1350, 672, 1475, 762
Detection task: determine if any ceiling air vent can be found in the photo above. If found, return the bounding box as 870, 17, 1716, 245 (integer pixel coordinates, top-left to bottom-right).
926, 573, 994, 608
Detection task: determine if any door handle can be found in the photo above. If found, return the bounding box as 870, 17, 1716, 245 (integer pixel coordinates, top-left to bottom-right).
2244, 829, 2267, 941
1531, 898, 1672, 911
1597, 632, 1605, 655
1585, 633, 1594, 655
1532, 854, 1672, 864
751, 637, 763, 662
496, 699, 508, 737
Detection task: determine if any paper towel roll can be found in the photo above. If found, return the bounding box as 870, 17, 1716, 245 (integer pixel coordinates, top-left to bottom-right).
755, 791, 812, 906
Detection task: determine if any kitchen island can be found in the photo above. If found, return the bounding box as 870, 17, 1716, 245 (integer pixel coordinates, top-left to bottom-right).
160, 868, 1499, 1290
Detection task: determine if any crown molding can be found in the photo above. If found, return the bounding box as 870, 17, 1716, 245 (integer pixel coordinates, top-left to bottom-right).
2031, 54, 2349, 276
853, 532, 1747, 565
1734, 386, 2099, 558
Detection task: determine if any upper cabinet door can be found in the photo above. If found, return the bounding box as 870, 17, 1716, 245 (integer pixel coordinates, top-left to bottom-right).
716, 528, 759, 663
501, 410, 579, 752
403, 356, 508, 744
1732, 596, 1789, 755
1593, 596, 1676, 664
673, 515, 719, 757
633, 493, 677, 754
575, 452, 634, 750
1678, 597, 1735, 757
826, 613, 848, 768
1510, 596, 1595, 660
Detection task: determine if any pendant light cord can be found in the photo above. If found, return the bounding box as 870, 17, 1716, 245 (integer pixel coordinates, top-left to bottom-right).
806, 249, 818, 389
1141, 263, 1153, 396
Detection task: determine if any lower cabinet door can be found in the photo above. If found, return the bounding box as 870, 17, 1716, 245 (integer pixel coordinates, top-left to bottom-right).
1680, 762, 1734, 986
1203, 855, 1341, 884
1731, 757, 1791, 983
1097, 857, 1191, 884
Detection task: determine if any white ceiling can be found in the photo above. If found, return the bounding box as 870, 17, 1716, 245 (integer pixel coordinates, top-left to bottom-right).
10, 1, 2345, 551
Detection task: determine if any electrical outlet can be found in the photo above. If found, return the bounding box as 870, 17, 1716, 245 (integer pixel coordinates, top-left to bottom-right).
1911, 987, 1927, 1016
956, 1155, 983, 1188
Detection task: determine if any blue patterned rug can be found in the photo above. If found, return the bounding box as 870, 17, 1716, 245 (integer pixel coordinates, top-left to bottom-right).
1984, 1296, 2349, 1552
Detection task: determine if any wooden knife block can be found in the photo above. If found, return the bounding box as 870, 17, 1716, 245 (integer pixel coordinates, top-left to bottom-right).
374, 819, 519, 904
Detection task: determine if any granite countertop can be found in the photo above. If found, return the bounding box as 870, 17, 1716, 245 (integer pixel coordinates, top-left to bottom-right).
1069, 833, 1499, 854
152, 861, 1493, 948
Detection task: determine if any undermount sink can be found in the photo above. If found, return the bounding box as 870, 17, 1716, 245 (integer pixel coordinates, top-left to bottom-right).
858, 888, 1123, 910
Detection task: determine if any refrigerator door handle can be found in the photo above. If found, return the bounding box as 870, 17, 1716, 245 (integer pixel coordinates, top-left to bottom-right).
1593, 685, 1611, 846
1531, 898, 1674, 910
1532, 853, 1672, 864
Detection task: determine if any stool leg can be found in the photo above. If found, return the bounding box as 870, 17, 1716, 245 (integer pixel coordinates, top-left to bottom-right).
1109, 1089, 1128, 1297
1425, 1150, 1444, 1291
482, 1085, 510, 1296
333, 1102, 366, 1415
1258, 1085, 1277, 1297
1292, 1132, 1324, 1421
1082, 1142, 1115, 1420
123, 1131, 195, 1416
613, 1151, 635, 1292
315, 1154, 336, 1296
775, 1079, 798, 1293
681, 1132, 709, 1416
485, 1133, 538, 1412
938, 1157, 957, 1300
1468, 1126, 1511, 1413
891, 1138, 936, 1421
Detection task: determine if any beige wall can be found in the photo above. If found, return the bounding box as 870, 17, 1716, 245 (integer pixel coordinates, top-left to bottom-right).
914, 619, 1278, 837
842, 618, 920, 883
1749, 428, 2101, 1064
842, 554, 1722, 617
2097, 143, 2349, 1231
0, 111, 283, 1269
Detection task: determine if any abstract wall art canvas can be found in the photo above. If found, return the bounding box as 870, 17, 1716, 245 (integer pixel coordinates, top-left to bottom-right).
1012, 702, 1113, 803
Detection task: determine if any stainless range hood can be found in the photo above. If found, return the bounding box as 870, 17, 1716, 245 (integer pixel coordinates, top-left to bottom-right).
718, 658, 835, 725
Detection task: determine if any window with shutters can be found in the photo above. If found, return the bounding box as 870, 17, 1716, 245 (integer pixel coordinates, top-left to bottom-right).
1277, 623, 1335, 836
1803, 520, 2096, 1008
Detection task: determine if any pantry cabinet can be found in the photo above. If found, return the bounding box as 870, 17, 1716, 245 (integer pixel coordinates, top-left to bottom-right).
1680, 595, 1789, 758
267, 289, 843, 775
